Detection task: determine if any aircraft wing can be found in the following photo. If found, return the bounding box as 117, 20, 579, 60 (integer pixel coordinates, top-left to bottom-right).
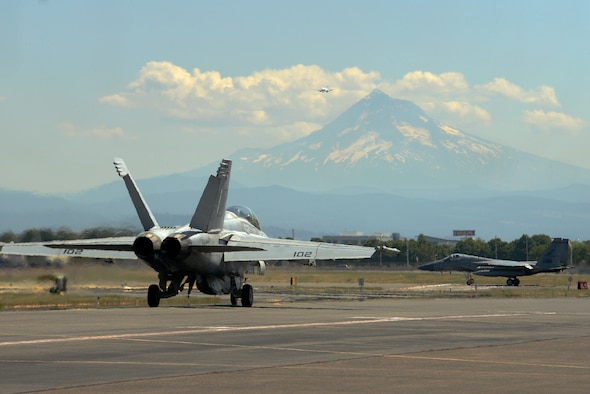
223, 234, 377, 262
471, 260, 534, 277
0, 237, 137, 260
476, 260, 534, 271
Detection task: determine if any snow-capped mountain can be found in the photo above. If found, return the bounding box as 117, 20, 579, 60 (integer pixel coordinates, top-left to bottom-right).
229, 89, 590, 192
3, 90, 590, 240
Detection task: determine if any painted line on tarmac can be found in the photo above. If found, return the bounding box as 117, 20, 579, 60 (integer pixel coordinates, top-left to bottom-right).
389, 353, 590, 370
0, 312, 555, 347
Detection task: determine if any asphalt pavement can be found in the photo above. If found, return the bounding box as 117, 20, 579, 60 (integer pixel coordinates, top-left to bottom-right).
1, 297, 589, 393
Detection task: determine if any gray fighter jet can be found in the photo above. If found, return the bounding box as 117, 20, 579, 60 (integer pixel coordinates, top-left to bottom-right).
1, 158, 386, 307
418, 238, 571, 286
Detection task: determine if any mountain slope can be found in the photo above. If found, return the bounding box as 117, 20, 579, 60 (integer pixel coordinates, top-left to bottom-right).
3, 184, 590, 241
2, 91, 590, 240
227, 90, 590, 192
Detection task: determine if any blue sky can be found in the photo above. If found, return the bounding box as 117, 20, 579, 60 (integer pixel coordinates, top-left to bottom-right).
1, 0, 589, 193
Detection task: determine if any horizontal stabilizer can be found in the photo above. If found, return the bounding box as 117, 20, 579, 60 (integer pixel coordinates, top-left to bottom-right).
1, 237, 136, 260
223, 234, 376, 262
45, 243, 135, 252
190, 245, 265, 253
376, 246, 401, 254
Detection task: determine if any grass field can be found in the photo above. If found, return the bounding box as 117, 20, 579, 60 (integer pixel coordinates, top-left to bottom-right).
1, 262, 589, 311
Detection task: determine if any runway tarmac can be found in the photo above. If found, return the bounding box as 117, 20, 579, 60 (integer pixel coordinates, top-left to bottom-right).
1, 297, 589, 393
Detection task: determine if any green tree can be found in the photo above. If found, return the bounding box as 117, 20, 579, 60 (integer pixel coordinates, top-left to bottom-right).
486, 237, 510, 259
0, 231, 17, 243
454, 237, 490, 257
19, 228, 44, 242
55, 227, 78, 240
572, 241, 590, 267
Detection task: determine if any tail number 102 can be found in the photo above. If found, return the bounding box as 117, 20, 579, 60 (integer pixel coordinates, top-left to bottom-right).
293, 251, 312, 258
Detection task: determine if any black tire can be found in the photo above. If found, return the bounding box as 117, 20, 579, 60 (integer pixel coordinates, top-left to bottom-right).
241, 284, 253, 307
147, 284, 161, 307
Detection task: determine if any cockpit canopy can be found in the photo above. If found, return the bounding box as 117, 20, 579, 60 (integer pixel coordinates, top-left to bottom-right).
227, 205, 262, 230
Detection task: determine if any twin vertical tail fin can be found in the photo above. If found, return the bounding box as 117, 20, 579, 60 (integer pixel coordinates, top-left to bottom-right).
113, 157, 159, 231
537, 238, 570, 269
189, 159, 231, 233
114, 158, 231, 234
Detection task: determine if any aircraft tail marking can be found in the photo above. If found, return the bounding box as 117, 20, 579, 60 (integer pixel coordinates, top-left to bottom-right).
189, 159, 231, 233
113, 157, 159, 231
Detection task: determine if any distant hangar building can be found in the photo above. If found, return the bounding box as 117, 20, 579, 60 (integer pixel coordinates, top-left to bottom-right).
322, 232, 459, 247
322, 232, 400, 245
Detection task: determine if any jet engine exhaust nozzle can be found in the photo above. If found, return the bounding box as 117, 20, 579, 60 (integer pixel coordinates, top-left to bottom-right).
161, 235, 191, 259
132, 233, 162, 259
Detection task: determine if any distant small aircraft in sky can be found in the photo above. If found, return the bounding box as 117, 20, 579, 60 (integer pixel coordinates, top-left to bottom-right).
317, 86, 333, 93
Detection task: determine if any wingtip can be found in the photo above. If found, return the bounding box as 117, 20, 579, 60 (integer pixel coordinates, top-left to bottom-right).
113, 157, 128, 178
216, 159, 232, 177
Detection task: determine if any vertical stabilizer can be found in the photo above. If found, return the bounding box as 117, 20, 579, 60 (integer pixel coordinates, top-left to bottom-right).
189, 159, 231, 233
113, 157, 159, 231
537, 238, 570, 269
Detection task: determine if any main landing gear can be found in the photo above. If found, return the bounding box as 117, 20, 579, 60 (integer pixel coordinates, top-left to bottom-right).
230, 280, 253, 307
147, 272, 194, 308
147, 284, 161, 307
506, 277, 520, 286
147, 277, 255, 308
147, 281, 182, 307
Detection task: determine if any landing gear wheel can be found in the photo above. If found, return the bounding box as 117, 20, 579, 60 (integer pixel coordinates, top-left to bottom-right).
506, 278, 513, 286
241, 284, 253, 307
147, 284, 161, 307
466, 278, 475, 286
513, 278, 520, 286
230, 292, 238, 306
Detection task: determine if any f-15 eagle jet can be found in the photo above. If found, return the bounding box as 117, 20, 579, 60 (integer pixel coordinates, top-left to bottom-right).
418, 238, 571, 286
1, 158, 389, 307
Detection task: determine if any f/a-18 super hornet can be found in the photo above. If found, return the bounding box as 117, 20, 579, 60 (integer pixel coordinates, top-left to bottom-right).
1, 158, 394, 307
418, 238, 571, 286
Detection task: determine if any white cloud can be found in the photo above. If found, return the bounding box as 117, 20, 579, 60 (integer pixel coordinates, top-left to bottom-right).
388, 71, 470, 96
382, 72, 490, 126
59, 121, 133, 139
477, 78, 560, 106
441, 101, 491, 124
100, 62, 380, 128
98, 94, 132, 108
99, 64, 586, 154
522, 110, 584, 132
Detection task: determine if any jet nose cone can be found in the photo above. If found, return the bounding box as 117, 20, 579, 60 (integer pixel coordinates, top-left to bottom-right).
417, 262, 436, 271
418, 258, 446, 271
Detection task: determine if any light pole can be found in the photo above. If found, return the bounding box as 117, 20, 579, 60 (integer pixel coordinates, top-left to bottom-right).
406, 238, 409, 268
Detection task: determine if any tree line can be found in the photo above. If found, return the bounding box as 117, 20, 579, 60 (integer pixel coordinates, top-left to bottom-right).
0, 226, 138, 243
2, 227, 589, 267
328, 234, 590, 267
